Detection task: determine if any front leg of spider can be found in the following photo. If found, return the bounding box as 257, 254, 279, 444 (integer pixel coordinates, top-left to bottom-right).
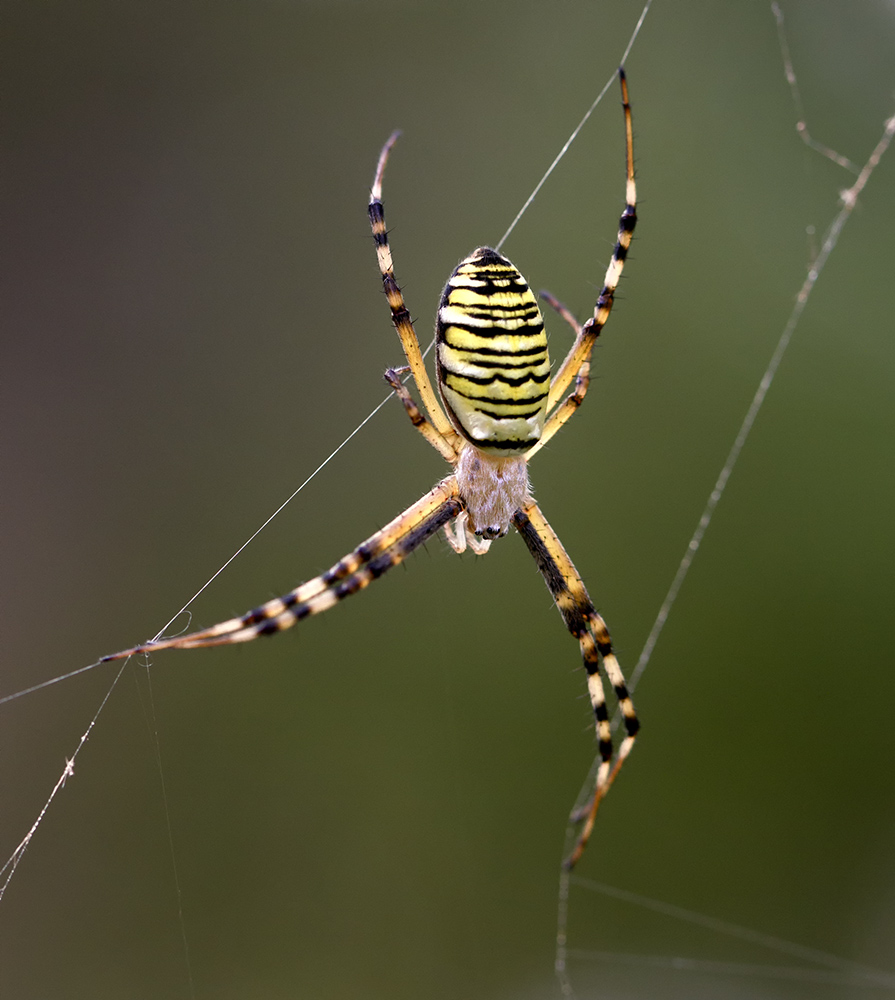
513, 503, 639, 868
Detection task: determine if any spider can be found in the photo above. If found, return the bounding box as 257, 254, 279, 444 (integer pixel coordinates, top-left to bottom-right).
104, 69, 639, 869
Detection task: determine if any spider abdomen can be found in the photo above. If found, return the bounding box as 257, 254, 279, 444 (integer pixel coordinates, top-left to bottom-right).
436, 247, 550, 455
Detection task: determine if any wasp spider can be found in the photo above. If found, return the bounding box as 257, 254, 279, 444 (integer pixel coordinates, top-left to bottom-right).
105, 70, 639, 869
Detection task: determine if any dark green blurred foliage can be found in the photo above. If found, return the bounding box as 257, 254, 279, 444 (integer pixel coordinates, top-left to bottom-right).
3, 2, 894, 998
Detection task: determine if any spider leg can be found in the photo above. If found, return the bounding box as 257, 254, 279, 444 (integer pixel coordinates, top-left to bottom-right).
384, 367, 459, 464
382, 370, 482, 553
103, 479, 463, 660
525, 292, 590, 460
512, 499, 638, 869
369, 132, 460, 447
540, 289, 582, 338
546, 69, 637, 414
525, 360, 591, 461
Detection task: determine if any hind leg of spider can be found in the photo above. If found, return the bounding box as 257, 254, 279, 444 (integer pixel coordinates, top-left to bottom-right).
525, 292, 592, 462
512, 499, 638, 869
528, 361, 591, 460
102, 479, 464, 660
384, 367, 459, 464
381, 369, 488, 554
369, 133, 459, 447
547, 69, 637, 413
541, 289, 583, 339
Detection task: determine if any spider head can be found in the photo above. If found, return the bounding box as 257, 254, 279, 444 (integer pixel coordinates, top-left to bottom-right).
476, 524, 506, 541
455, 445, 531, 543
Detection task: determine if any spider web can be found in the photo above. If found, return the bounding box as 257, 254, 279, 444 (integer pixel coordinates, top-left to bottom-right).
556, 5, 895, 999
5, 3, 895, 996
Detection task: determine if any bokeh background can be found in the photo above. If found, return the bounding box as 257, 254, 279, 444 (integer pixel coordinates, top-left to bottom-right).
3, 2, 894, 998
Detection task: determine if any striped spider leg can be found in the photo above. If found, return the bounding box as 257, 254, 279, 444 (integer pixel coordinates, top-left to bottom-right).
104, 69, 638, 870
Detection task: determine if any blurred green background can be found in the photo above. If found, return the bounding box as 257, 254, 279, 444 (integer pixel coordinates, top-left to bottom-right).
3, 2, 894, 998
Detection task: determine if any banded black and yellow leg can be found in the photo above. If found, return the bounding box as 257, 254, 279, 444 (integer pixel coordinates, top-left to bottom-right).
369, 132, 460, 448
547, 69, 637, 413
384, 366, 459, 464
103, 479, 464, 659
528, 361, 591, 460
564, 602, 639, 869
512, 500, 639, 869
525, 291, 590, 461
380, 369, 489, 555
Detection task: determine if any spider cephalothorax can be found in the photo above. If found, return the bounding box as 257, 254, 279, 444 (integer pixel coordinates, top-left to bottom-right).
105, 69, 640, 870
451, 447, 531, 544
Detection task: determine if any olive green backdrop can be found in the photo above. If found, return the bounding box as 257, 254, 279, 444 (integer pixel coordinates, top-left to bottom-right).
3, 2, 894, 998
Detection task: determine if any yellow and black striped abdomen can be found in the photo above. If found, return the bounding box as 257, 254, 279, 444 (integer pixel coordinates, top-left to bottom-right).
436, 247, 550, 454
